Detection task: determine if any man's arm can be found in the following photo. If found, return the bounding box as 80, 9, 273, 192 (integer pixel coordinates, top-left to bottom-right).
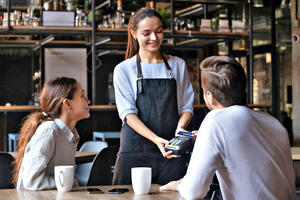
161, 114, 224, 199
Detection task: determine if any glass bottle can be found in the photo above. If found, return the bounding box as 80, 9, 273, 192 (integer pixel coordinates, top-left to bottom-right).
114, 0, 124, 28
0, 0, 6, 8
149, 1, 154, 9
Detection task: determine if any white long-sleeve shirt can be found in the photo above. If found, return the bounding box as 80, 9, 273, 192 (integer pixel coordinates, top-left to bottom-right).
178, 105, 295, 200
113, 55, 194, 122
17, 119, 79, 190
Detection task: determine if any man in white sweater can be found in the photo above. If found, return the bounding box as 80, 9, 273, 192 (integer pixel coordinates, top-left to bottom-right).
160, 56, 295, 200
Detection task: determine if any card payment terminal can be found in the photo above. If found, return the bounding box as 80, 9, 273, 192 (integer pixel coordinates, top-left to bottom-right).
165, 131, 194, 155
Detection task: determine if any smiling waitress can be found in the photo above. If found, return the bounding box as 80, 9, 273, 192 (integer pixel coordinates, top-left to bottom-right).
112, 7, 194, 185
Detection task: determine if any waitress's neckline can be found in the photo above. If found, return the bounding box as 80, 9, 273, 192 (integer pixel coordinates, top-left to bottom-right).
128, 55, 174, 64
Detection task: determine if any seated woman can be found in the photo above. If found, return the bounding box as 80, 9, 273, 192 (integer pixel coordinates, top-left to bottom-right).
12, 77, 90, 190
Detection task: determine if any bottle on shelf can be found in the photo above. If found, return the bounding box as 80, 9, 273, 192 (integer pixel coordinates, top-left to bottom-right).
76, 8, 87, 27
65, 0, 75, 11
84, 0, 89, 11
0, 0, 6, 8
186, 18, 194, 36
114, 0, 125, 28
149, 1, 154, 9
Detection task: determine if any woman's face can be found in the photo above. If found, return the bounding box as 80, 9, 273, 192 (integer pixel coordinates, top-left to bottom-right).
132, 16, 164, 53
68, 83, 90, 120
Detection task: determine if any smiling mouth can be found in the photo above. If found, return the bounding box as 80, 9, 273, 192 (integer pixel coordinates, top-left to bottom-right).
148, 43, 160, 47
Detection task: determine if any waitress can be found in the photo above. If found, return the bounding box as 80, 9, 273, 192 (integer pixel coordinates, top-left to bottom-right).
112, 7, 194, 185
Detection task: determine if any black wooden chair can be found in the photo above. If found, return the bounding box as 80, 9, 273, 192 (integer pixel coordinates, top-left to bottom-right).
86, 146, 119, 186
75, 141, 108, 186
0, 152, 15, 189
204, 176, 223, 200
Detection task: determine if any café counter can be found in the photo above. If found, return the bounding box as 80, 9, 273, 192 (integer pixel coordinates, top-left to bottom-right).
0, 184, 182, 200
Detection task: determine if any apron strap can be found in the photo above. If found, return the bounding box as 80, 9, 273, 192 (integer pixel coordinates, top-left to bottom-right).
136, 52, 174, 94
136, 54, 143, 94
160, 52, 174, 79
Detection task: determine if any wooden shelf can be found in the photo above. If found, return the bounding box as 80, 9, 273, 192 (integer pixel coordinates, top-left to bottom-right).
0, 105, 40, 112
171, 29, 248, 37
0, 40, 88, 44
121, 0, 246, 4
0, 26, 92, 35
0, 105, 117, 112
0, 26, 248, 41
0, 104, 271, 112
96, 27, 249, 40
193, 104, 271, 109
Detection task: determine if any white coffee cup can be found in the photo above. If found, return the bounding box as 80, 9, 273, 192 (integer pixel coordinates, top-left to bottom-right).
131, 167, 152, 195
54, 165, 74, 192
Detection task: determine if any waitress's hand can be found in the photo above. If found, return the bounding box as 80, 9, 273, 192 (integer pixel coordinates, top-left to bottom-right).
153, 137, 179, 159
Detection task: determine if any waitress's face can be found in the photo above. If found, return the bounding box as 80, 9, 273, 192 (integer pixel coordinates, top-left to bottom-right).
132, 16, 164, 53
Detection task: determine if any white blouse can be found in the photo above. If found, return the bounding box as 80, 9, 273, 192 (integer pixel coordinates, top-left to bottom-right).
17, 119, 79, 190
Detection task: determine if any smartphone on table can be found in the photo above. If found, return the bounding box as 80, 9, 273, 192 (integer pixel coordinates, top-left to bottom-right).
85, 188, 104, 194
108, 188, 129, 194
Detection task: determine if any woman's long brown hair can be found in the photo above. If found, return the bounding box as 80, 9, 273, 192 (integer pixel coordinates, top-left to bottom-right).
12, 77, 77, 185
125, 8, 163, 59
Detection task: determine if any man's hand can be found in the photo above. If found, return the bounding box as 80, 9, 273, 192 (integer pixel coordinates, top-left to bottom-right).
192, 130, 199, 139
153, 137, 179, 159
192, 130, 199, 136
175, 127, 188, 136
159, 179, 182, 191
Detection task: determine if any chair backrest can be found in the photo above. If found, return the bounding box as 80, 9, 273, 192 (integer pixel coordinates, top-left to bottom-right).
79, 141, 108, 152
0, 152, 15, 189
87, 146, 119, 186
75, 141, 109, 186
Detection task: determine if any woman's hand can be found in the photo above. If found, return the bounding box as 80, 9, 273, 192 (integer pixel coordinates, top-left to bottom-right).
159, 179, 182, 191
153, 137, 179, 159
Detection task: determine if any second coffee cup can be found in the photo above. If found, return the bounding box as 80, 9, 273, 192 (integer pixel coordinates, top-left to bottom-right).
131, 167, 152, 195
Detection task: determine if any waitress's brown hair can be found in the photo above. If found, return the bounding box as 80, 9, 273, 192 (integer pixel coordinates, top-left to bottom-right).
125, 7, 163, 59
200, 56, 247, 107
12, 77, 78, 185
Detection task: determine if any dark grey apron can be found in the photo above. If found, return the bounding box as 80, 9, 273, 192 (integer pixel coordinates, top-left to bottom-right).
112, 53, 188, 185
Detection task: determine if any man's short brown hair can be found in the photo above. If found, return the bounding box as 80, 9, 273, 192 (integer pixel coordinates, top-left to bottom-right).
200, 56, 247, 107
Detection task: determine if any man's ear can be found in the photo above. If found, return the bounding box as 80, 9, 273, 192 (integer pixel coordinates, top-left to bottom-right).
205, 90, 213, 105
211, 95, 219, 106
62, 99, 72, 110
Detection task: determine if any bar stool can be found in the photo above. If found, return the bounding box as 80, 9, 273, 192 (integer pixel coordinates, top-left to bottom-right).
92, 131, 120, 142
8, 133, 20, 152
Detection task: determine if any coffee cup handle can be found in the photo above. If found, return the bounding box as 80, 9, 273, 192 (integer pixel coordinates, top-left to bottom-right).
57, 171, 64, 188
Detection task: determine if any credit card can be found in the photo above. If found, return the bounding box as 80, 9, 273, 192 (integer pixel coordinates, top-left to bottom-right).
177, 131, 194, 138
